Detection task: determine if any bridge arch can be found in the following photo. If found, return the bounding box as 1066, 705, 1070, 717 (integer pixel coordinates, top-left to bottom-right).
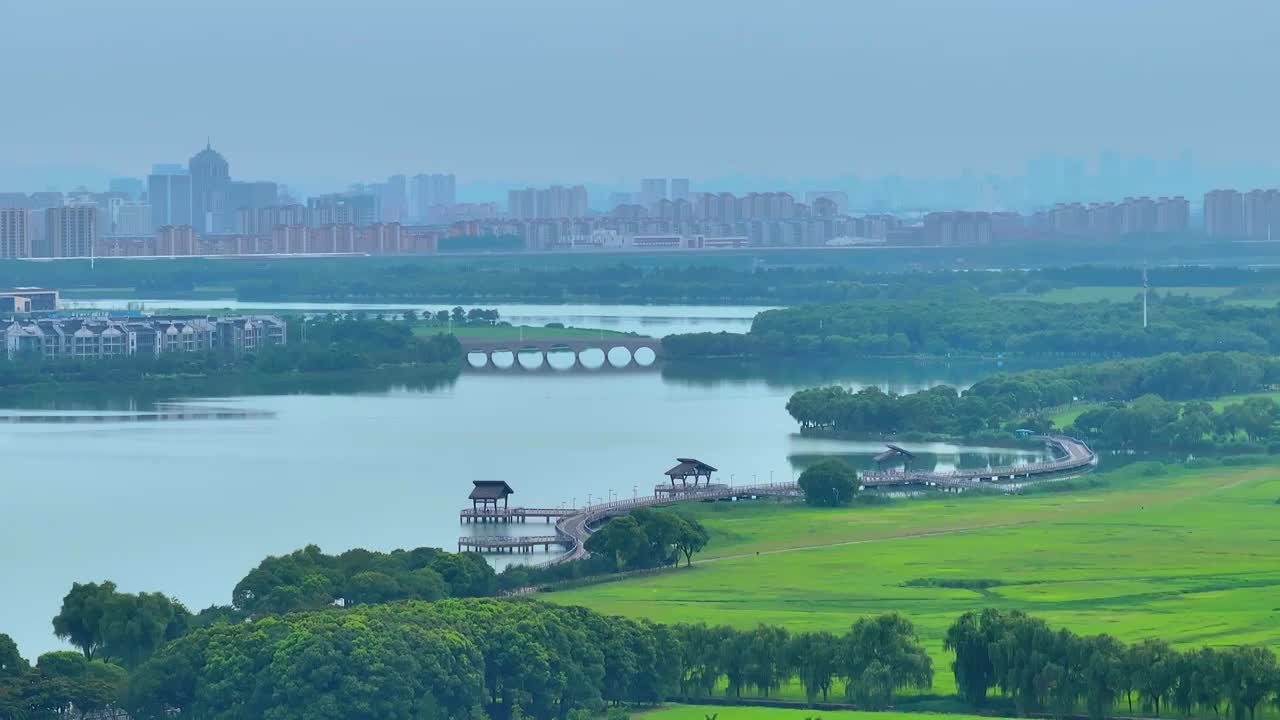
606, 346, 633, 368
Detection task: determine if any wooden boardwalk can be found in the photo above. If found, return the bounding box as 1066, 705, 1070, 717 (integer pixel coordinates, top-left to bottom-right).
457, 535, 571, 553
860, 435, 1096, 490
460, 507, 576, 523
457, 437, 1094, 566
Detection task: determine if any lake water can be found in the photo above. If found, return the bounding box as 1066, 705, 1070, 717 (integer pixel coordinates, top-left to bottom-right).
0, 302, 1049, 657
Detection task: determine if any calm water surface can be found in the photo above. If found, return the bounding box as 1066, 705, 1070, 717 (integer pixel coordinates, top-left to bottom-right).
0, 304, 1048, 657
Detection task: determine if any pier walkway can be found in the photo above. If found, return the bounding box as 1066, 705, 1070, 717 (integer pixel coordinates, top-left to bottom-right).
457, 436, 1094, 565
860, 435, 1096, 490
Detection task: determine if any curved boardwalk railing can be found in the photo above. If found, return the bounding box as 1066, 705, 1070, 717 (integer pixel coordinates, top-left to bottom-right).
534, 436, 1094, 566
861, 435, 1096, 488
549, 482, 800, 565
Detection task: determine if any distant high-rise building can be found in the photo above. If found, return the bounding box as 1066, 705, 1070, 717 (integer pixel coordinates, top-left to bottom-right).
114, 202, 152, 237
1204, 189, 1244, 238
108, 177, 146, 200
228, 181, 279, 216
411, 173, 457, 222
640, 178, 667, 208
307, 193, 377, 228
1155, 196, 1190, 233
0, 209, 31, 258
45, 206, 96, 258
507, 188, 536, 219
189, 143, 231, 234
378, 175, 408, 223
670, 178, 690, 202
1242, 189, 1280, 240
148, 166, 192, 229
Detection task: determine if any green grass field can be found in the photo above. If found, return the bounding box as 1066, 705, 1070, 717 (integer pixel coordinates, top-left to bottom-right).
1001, 286, 1235, 304
637, 706, 988, 720
551, 462, 1280, 693
413, 324, 630, 340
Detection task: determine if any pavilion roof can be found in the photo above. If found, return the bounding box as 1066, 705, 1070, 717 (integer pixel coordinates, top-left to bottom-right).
469, 480, 515, 500
664, 458, 718, 477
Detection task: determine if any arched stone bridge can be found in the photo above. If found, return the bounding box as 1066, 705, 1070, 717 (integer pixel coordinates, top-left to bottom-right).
461, 335, 662, 371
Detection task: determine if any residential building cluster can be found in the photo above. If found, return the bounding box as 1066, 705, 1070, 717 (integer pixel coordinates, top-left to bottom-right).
1, 313, 287, 360
1203, 188, 1280, 239
1027, 196, 1191, 238
3, 145, 1278, 258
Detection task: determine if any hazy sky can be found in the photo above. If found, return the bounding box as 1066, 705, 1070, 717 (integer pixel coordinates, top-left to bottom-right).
3, 0, 1277, 192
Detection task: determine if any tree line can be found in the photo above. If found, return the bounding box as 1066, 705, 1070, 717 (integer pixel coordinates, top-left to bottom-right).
664, 296, 1280, 361
1066, 394, 1280, 453
946, 608, 1279, 720
13, 257, 1280, 306
786, 352, 1280, 442
10, 601, 1277, 720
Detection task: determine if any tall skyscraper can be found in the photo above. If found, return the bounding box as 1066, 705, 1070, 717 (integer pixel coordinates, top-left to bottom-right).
670, 178, 690, 202
189, 143, 231, 234
640, 178, 668, 208
148, 165, 192, 229
507, 188, 536, 219
0, 209, 31, 258
379, 175, 408, 223
411, 173, 457, 222
1204, 189, 1244, 238
228, 181, 279, 216
45, 206, 96, 258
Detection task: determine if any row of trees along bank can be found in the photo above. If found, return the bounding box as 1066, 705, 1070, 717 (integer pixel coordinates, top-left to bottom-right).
7, 602, 1280, 720
664, 297, 1280, 360
786, 352, 1280, 438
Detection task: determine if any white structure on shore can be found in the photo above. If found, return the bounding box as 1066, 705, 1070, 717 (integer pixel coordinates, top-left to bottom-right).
1, 315, 286, 360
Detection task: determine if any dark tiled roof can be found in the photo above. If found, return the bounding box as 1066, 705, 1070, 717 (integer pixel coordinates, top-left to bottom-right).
664, 458, 718, 476
469, 480, 514, 500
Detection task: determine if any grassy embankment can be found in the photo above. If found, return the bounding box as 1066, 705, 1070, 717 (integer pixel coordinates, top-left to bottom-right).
552, 461, 1280, 697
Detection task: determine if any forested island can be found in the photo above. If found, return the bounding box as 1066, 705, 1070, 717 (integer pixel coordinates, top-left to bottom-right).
787, 352, 1280, 455
666, 294, 1280, 361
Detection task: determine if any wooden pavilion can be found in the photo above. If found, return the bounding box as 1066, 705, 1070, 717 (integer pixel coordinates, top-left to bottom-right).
873, 444, 915, 470
469, 480, 514, 514
664, 458, 718, 488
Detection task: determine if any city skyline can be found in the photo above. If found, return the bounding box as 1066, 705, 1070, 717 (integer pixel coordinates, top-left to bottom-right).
3, 1, 1280, 197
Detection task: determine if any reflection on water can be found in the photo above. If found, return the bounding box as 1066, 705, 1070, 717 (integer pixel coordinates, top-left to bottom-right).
0, 405, 274, 424
0, 307, 1070, 659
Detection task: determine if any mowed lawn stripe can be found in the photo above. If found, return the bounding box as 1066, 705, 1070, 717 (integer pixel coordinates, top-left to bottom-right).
551, 464, 1280, 690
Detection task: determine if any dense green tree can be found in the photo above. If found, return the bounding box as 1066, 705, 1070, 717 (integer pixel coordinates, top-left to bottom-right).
1222, 645, 1277, 720
52, 581, 117, 661
841, 613, 933, 709
1130, 638, 1179, 716
798, 459, 858, 507
945, 609, 1005, 707
0, 633, 26, 677
232, 543, 495, 616
790, 630, 839, 703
